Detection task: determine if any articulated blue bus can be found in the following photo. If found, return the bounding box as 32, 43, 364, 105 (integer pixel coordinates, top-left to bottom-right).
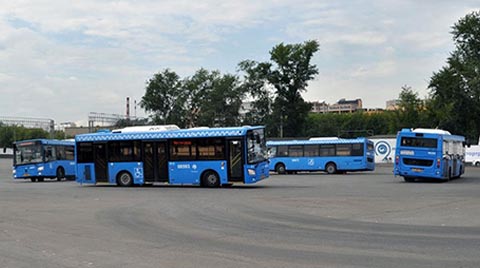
75, 126, 269, 187
13, 139, 76, 182
267, 137, 375, 174
394, 128, 465, 182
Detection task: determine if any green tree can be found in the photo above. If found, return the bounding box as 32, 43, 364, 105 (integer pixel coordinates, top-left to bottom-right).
428, 11, 480, 140
239, 40, 319, 137
140, 69, 185, 125
141, 68, 246, 128
397, 85, 429, 129
238, 60, 274, 133
197, 73, 245, 127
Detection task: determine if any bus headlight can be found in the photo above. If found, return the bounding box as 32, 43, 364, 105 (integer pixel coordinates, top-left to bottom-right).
12, 169, 16, 175
248, 169, 256, 176
37, 166, 44, 171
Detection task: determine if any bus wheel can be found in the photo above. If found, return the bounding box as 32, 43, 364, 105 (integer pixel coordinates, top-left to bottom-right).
325, 163, 337, 174
38, 177, 44, 182
275, 163, 286, 174
30, 178, 37, 182
404, 177, 415, 182
56, 167, 65, 181
475, 162, 480, 167
117, 172, 133, 187
202, 171, 220, 188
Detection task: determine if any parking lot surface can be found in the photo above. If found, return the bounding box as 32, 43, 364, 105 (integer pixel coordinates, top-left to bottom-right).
1, 159, 480, 268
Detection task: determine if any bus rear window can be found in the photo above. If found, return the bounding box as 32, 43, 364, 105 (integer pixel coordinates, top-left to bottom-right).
400, 137, 437, 148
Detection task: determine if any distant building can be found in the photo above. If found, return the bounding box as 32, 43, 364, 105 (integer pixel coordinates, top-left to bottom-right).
65, 126, 100, 138
386, 99, 400, 111
310, 98, 362, 114
310, 101, 329, 113
56, 122, 77, 131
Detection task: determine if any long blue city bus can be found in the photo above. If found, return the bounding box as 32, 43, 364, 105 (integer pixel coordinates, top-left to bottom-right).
267, 137, 375, 174
394, 128, 465, 182
75, 126, 269, 187
13, 139, 76, 182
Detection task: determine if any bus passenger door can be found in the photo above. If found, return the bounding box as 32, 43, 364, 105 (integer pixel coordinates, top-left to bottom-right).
156, 142, 168, 182
142, 142, 168, 183
94, 143, 108, 182
143, 142, 155, 182
228, 139, 244, 182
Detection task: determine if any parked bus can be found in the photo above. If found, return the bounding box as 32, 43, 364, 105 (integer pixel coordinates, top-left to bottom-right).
75, 126, 269, 187
393, 128, 465, 182
13, 139, 76, 182
267, 137, 375, 174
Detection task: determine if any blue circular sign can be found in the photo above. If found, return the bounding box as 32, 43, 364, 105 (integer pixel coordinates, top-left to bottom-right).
375, 140, 391, 160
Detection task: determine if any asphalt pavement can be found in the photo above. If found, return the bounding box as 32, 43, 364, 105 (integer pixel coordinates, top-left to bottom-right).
1, 159, 479, 268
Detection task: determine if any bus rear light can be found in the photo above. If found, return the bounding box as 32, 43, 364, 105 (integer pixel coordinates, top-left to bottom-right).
436, 158, 441, 168
395, 156, 399, 165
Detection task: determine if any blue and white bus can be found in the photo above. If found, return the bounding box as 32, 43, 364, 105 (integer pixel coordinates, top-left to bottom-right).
267, 137, 375, 174
393, 128, 465, 182
75, 126, 269, 187
13, 139, 76, 182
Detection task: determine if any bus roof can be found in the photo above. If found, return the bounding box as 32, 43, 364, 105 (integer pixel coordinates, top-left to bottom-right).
267, 137, 369, 146
112, 124, 180, 133
14, 139, 75, 146
75, 125, 265, 142
398, 128, 465, 142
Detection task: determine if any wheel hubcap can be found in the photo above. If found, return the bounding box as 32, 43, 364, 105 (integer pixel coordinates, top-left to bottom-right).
207, 175, 216, 184
121, 174, 130, 184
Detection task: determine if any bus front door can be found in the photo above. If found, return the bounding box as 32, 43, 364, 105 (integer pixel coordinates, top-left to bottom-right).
228, 139, 244, 182
142, 142, 168, 183
94, 143, 108, 182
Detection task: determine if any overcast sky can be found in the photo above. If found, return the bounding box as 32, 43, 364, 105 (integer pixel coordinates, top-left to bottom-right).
0, 1, 478, 126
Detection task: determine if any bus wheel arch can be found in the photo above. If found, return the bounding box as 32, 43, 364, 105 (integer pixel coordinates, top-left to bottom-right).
325, 162, 337, 174
56, 166, 65, 181
117, 171, 134, 187
201, 170, 220, 188
275, 163, 286, 174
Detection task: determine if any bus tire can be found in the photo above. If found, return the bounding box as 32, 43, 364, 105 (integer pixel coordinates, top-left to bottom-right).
404, 177, 415, 182
325, 162, 337, 174
31, 178, 37, 182
202, 171, 220, 188
38, 177, 44, 182
475, 161, 480, 167
275, 163, 286, 174
117, 171, 133, 187
56, 167, 65, 181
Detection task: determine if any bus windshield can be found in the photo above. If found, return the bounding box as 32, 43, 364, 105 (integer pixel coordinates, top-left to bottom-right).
14, 141, 43, 165
247, 129, 267, 164
400, 137, 437, 148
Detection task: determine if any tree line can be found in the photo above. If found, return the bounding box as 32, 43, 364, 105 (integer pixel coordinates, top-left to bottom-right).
0, 124, 66, 148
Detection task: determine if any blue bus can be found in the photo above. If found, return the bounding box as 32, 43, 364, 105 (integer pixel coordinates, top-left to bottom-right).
75, 126, 269, 187
13, 139, 76, 182
394, 128, 465, 182
267, 137, 375, 174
